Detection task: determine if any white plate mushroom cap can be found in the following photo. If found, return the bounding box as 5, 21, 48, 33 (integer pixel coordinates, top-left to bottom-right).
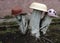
48, 9, 59, 18
30, 2, 47, 12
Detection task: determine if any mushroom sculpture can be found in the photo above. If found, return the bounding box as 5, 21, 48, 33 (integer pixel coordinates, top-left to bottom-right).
40, 9, 59, 36
12, 6, 27, 34
29, 2, 47, 39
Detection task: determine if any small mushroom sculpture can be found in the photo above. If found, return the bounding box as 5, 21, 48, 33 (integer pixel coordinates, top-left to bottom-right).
29, 2, 47, 39
40, 9, 59, 36
12, 6, 28, 34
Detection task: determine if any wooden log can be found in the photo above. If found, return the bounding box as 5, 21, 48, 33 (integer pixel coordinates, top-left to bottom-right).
0, 25, 19, 28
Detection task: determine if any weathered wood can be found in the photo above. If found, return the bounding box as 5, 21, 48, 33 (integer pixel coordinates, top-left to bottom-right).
0, 25, 19, 28
0, 18, 17, 23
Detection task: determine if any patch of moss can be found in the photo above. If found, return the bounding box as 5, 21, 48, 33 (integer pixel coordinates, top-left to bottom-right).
4, 15, 14, 19
52, 18, 60, 22
0, 41, 2, 43
0, 21, 18, 26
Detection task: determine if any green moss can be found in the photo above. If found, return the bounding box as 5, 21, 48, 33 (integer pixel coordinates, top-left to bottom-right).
4, 15, 14, 19
49, 24, 60, 29
52, 18, 60, 22
0, 21, 18, 26
0, 41, 2, 43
